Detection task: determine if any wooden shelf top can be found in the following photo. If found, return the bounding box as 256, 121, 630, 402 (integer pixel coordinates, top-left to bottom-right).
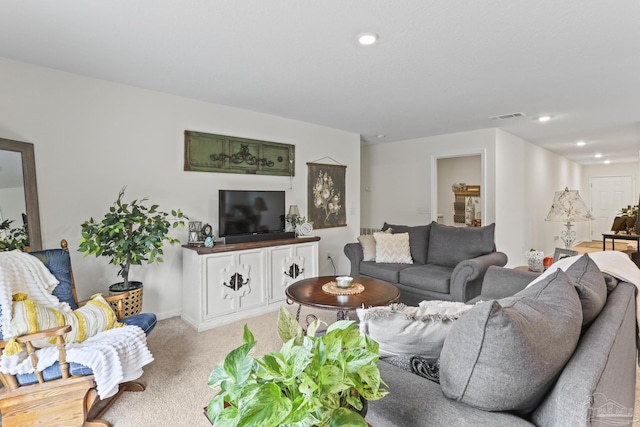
182, 236, 320, 255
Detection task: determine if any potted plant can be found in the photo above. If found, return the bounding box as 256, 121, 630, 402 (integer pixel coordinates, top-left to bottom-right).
0, 219, 29, 251
78, 187, 187, 313
206, 307, 388, 426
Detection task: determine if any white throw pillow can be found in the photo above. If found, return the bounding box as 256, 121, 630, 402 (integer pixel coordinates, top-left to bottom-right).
357, 301, 474, 358
358, 228, 391, 261
374, 232, 413, 264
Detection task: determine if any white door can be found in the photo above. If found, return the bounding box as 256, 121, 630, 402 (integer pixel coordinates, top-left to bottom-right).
590, 176, 634, 239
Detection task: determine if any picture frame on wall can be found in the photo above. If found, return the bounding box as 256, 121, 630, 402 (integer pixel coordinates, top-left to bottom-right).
553, 248, 578, 263
307, 162, 346, 229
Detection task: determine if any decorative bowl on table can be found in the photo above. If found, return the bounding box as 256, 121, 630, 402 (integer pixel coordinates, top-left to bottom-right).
336, 276, 354, 289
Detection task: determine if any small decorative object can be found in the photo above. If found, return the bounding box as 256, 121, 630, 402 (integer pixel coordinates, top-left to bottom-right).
553, 248, 579, 263
202, 223, 214, 248
187, 221, 203, 246
336, 275, 354, 289
543, 256, 554, 268
451, 182, 468, 191
322, 281, 365, 295
207, 307, 387, 426
544, 187, 595, 249
526, 249, 544, 272
296, 221, 313, 236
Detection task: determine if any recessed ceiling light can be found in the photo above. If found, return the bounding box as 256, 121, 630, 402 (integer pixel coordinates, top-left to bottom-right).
376, 134, 385, 139
537, 115, 551, 122
358, 32, 378, 45
595, 153, 603, 158
604, 160, 611, 164
576, 141, 586, 146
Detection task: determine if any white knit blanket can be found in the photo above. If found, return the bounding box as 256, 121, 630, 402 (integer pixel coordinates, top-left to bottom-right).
0, 250, 154, 398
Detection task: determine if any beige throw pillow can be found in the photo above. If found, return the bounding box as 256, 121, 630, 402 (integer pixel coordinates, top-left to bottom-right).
374, 232, 413, 264
358, 228, 392, 261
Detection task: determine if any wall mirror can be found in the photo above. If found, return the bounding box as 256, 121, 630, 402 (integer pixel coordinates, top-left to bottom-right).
0, 138, 42, 250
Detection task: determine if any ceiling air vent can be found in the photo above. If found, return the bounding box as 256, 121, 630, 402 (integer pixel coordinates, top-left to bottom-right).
488, 112, 526, 121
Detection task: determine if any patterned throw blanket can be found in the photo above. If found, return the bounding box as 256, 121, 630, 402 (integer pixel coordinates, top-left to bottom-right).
384, 355, 441, 383
0, 250, 154, 398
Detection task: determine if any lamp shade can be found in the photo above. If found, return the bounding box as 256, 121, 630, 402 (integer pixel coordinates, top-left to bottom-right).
288, 205, 300, 217
545, 188, 595, 223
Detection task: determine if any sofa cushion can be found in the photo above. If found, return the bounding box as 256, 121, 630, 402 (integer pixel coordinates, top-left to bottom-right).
357, 234, 376, 261
381, 223, 430, 264
357, 301, 474, 358
439, 270, 583, 413
10, 293, 122, 349
374, 232, 413, 264
426, 222, 496, 268
399, 265, 453, 294
564, 253, 607, 325
360, 261, 411, 283
358, 228, 392, 261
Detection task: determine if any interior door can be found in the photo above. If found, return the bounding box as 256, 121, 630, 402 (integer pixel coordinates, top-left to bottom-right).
590, 176, 634, 239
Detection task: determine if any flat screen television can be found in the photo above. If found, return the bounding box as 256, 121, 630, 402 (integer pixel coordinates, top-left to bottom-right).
219, 190, 286, 238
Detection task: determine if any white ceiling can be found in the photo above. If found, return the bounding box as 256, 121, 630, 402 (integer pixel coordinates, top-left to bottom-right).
1, 1, 639, 165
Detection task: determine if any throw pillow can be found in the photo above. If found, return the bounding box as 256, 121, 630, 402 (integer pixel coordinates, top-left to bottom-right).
381, 223, 431, 264
357, 300, 473, 358
358, 228, 392, 261
10, 293, 122, 349
564, 253, 607, 325
426, 222, 496, 268
374, 232, 413, 264
439, 270, 582, 413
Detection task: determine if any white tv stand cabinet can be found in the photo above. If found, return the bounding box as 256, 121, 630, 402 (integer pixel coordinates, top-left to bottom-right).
181, 236, 320, 331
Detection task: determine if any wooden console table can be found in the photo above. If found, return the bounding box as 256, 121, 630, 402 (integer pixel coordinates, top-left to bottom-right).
601, 233, 640, 268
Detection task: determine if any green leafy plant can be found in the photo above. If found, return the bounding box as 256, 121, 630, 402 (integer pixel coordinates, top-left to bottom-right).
0, 219, 29, 251
78, 187, 187, 290
207, 307, 388, 426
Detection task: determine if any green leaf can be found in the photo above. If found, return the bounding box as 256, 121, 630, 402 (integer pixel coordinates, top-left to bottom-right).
236, 382, 292, 427
277, 306, 303, 344
328, 407, 367, 427
243, 325, 255, 344
223, 342, 256, 385
208, 365, 230, 388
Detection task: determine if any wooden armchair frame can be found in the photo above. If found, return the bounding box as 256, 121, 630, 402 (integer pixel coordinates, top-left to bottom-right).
0, 240, 147, 427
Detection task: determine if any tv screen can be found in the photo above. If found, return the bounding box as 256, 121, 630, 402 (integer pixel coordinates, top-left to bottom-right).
219, 190, 285, 237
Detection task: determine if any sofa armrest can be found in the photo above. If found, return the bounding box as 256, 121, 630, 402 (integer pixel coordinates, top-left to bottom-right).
472, 265, 539, 302
449, 251, 508, 302
344, 242, 364, 276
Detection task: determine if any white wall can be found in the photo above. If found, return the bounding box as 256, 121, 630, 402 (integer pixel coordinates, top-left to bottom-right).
363, 128, 585, 268
496, 129, 584, 266
437, 156, 482, 226
0, 57, 360, 319
361, 128, 496, 228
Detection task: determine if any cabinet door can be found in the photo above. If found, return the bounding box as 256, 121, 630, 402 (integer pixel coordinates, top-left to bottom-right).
268, 242, 318, 303
268, 246, 296, 303
203, 253, 237, 319
235, 249, 266, 310
203, 250, 266, 319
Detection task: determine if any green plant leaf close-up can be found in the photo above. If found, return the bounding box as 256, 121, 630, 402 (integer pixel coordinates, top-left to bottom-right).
207, 307, 387, 426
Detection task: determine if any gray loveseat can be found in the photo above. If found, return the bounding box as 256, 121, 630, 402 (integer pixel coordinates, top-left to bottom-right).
344, 222, 508, 304
366, 257, 637, 426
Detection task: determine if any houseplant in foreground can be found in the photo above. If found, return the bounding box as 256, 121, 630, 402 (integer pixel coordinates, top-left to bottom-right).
207, 307, 388, 426
78, 187, 187, 311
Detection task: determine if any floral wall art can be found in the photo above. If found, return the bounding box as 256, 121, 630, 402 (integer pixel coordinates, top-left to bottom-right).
307, 162, 346, 229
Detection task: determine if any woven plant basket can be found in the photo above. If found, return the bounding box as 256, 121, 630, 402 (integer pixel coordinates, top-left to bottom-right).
108, 283, 144, 317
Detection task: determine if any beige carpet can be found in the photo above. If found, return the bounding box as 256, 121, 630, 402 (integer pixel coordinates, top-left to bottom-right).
101, 306, 337, 426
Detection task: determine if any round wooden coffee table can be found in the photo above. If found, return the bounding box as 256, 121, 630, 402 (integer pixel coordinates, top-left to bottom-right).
285, 275, 400, 321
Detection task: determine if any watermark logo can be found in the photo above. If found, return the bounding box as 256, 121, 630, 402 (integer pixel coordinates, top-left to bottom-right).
588, 393, 635, 426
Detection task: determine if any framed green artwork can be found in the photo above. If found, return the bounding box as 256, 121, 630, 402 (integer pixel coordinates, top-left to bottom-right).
307, 162, 346, 229
184, 130, 295, 176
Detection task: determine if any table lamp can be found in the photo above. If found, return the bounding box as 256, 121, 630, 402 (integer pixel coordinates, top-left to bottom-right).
545, 187, 595, 249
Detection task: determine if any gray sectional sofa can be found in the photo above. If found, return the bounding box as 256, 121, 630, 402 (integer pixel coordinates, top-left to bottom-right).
344, 222, 508, 304
366, 256, 637, 426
